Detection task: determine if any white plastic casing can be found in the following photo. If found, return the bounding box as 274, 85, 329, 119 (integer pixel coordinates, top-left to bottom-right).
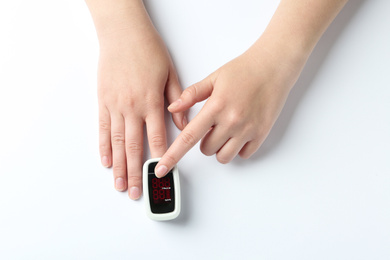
143, 158, 181, 221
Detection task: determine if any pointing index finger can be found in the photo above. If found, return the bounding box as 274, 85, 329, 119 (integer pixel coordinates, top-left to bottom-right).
155, 109, 214, 177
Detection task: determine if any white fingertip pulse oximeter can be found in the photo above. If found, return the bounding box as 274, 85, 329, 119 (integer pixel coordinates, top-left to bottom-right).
143, 158, 181, 221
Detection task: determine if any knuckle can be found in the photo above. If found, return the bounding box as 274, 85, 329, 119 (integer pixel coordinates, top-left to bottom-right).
149, 135, 166, 149
216, 153, 231, 164
239, 152, 252, 160
253, 131, 264, 141
125, 140, 143, 155
145, 94, 162, 107
120, 101, 138, 117
163, 152, 179, 167
259, 115, 274, 134
180, 130, 198, 147
127, 176, 142, 187
99, 119, 110, 131
226, 110, 244, 128
120, 93, 136, 108
255, 125, 270, 140
113, 163, 125, 174
141, 94, 163, 113
146, 102, 161, 112
200, 142, 214, 156
206, 98, 224, 114
112, 132, 125, 146
99, 143, 110, 152
242, 124, 259, 139
184, 84, 198, 99
239, 140, 262, 159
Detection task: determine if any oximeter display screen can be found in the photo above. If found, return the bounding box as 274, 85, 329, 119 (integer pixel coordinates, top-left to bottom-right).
148, 162, 175, 214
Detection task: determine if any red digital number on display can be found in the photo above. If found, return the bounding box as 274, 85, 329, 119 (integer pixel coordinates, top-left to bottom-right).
152, 177, 172, 203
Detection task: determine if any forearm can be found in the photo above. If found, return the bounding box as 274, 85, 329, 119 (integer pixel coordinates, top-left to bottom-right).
85, 0, 159, 47
253, 0, 348, 64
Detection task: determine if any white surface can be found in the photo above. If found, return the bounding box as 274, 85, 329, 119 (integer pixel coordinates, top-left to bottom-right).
0, 0, 389, 259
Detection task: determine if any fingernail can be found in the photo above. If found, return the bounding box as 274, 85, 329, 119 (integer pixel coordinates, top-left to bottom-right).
168, 99, 182, 110
115, 177, 125, 191
129, 186, 141, 200
102, 156, 109, 167
155, 165, 168, 178
182, 116, 188, 127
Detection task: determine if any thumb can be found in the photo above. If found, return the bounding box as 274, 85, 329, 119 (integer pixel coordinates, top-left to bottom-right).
168, 75, 214, 113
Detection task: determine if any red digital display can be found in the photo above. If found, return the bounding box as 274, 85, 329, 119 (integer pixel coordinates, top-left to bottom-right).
147, 162, 175, 214
151, 176, 172, 204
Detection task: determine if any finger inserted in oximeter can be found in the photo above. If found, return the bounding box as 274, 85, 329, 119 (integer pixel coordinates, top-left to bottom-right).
143, 158, 181, 221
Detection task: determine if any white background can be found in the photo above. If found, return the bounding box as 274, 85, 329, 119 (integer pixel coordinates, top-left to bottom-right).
1, 0, 389, 259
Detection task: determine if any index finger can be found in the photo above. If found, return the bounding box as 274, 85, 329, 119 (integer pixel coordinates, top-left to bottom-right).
155, 109, 214, 177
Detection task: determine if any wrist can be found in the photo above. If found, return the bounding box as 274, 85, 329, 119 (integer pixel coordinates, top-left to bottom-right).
248, 34, 309, 78
252, 30, 313, 75
255, 0, 348, 66
241, 33, 310, 94
86, 0, 158, 46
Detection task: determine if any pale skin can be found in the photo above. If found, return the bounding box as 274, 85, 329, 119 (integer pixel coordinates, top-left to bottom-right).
86, 0, 187, 200
86, 0, 348, 198
155, 0, 349, 177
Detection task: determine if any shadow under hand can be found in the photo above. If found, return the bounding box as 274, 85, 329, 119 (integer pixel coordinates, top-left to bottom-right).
246, 0, 366, 163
